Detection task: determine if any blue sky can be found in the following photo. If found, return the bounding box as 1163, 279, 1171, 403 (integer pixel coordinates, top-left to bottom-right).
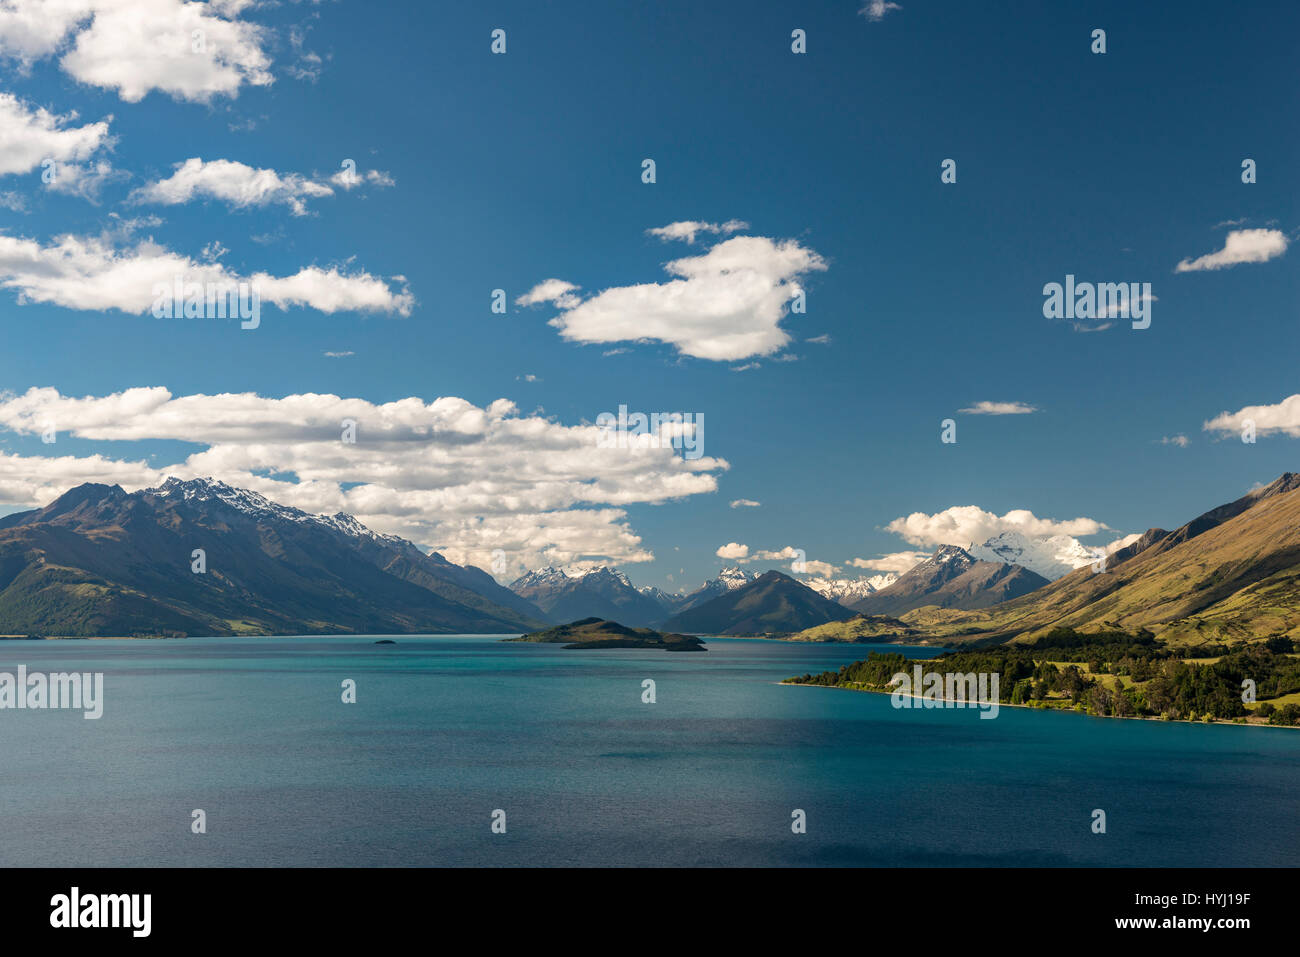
0, 0, 1296, 591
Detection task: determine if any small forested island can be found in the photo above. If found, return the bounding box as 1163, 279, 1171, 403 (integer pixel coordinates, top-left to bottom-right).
785, 627, 1300, 726
507, 617, 706, 652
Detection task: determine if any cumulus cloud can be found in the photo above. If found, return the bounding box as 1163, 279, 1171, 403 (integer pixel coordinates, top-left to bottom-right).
729, 498, 760, 508
848, 551, 929, 573
0, 386, 729, 578
0, 0, 273, 103
0, 92, 113, 178
1159, 434, 1189, 447
645, 219, 748, 244
1175, 229, 1288, 272
132, 158, 332, 215
519, 229, 827, 361
1105, 533, 1142, 554
959, 401, 1038, 415
714, 543, 831, 574
1204, 393, 1300, 439
517, 278, 582, 310
0, 232, 413, 316
885, 505, 1108, 548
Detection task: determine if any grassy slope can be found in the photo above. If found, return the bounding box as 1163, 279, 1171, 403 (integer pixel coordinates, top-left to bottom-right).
888, 486, 1300, 647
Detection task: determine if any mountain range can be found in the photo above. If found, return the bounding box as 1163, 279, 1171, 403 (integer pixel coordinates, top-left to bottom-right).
661, 570, 857, 636
0, 478, 547, 637
509, 565, 666, 627
848, 545, 1050, 616
5, 473, 1296, 646
896, 473, 1300, 647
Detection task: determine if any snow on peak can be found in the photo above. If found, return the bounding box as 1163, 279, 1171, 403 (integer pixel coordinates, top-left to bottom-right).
144, 476, 399, 545
715, 566, 756, 589
803, 574, 897, 604
511, 566, 573, 588
967, 531, 1097, 580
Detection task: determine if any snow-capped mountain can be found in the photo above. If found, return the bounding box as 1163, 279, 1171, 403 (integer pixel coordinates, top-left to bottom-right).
967, 531, 1099, 581
850, 544, 1049, 615
803, 573, 899, 606
674, 566, 759, 613
151, 477, 404, 545
639, 584, 685, 610
0, 477, 549, 635
509, 565, 664, 626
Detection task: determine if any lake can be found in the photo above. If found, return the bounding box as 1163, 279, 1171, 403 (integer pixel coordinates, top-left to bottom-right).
2, 636, 1297, 866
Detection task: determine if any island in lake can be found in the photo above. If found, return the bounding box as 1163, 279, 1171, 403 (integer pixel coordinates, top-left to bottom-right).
507, 617, 706, 652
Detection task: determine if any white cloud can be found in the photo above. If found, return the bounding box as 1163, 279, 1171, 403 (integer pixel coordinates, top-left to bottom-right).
1175, 228, 1288, 272
1105, 533, 1142, 554
860, 1, 902, 21
0, 386, 729, 578
516, 278, 581, 309
329, 167, 395, 190
323, 351, 354, 358
0, 232, 413, 316
729, 498, 760, 508
1204, 393, 1300, 438
645, 219, 748, 244
959, 401, 1038, 415
0, 0, 274, 103
520, 230, 827, 361
885, 505, 1108, 548
0, 92, 113, 178
1159, 434, 1189, 447
716, 542, 749, 560
848, 551, 929, 573
132, 158, 333, 215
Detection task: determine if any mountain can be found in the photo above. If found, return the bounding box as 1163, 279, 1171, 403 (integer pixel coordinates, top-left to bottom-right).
804, 573, 899, 606
662, 570, 856, 636
673, 566, 757, 613
849, 545, 1050, 616
639, 584, 685, 613
911, 474, 1300, 646
967, 531, 1098, 580
509, 565, 665, 626
0, 478, 548, 636
783, 613, 924, 643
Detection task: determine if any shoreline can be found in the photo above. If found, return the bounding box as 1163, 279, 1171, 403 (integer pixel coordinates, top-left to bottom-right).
779, 680, 1299, 730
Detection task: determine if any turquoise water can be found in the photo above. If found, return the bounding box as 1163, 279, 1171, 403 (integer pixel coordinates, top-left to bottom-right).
1, 636, 1297, 867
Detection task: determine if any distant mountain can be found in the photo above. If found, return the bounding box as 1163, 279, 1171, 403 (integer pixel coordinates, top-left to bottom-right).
662, 570, 856, 636
967, 531, 1098, 580
0, 478, 547, 636
509, 565, 665, 626
849, 545, 1050, 616
639, 584, 686, 613
916, 473, 1300, 645
673, 566, 757, 613
804, 573, 899, 606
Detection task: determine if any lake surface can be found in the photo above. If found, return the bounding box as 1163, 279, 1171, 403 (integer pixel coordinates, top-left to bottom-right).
2, 636, 1297, 867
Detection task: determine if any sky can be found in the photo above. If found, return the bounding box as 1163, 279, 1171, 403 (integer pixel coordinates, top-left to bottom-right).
0, 0, 1296, 593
